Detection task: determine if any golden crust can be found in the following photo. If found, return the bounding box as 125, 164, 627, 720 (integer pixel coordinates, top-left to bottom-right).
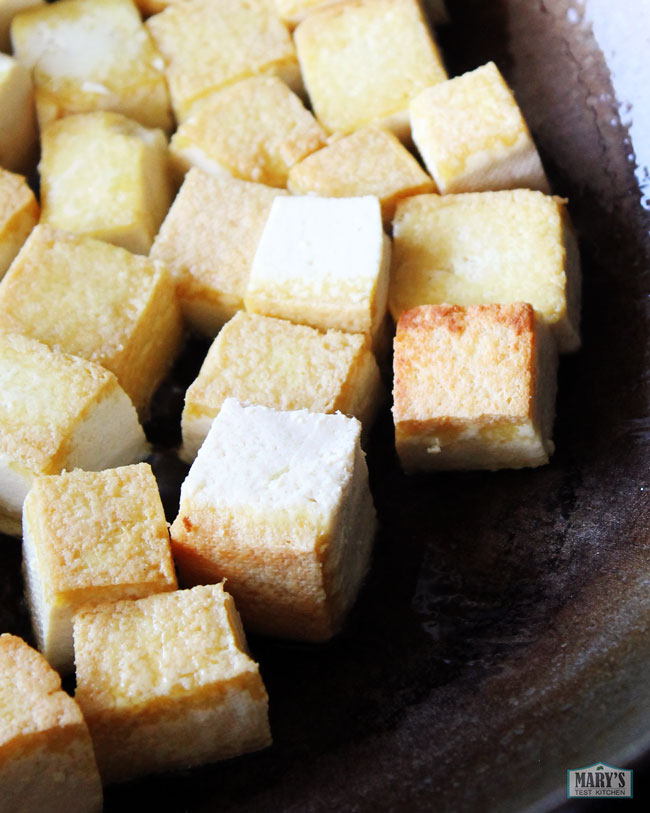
294, 0, 447, 136
181, 311, 382, 459
0, 167, 39, 277
146, 0, 299, 121
11, 0, 172, 131
39, 111, 174, 256
389, 189, 581, 352
392, 303, 558, 472
170, 77, 326, 188
0, 224, 184, 415
150, 169, 288, 335
410, 61, 549, 194
73, 584, 271, 783
0, 634, 82, 746
24, 464, 176, 599
0, 634, 102, 813
0, 332, 124, 474
287, 126, 436, 220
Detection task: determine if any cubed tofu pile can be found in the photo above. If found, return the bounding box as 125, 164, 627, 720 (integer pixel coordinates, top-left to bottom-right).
0, 0, 581, 802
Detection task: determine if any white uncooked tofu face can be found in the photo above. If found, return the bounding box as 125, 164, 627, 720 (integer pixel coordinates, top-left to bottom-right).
245, 195, 390, 337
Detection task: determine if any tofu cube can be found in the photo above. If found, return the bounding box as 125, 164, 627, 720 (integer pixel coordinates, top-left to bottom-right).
10, 0, 172, 131
170, 77, 326, 189
0, 634, 102, 813
273, 0, 339, 27
288, 125, 436, 221
392, 303, 558, 472
0, 53, 37, 174
0, 225, 184, 416
22, 464, 178, 674
245, 195, 391, 340
410, 62, 550, 194
170, 399, 377, 641
73, 583, 271, 784
146, 0, 300, 121
0, 333, 149, 536
389, 190, 581, 352
0, 167, 38, 277
39, 111, 174, 256
151, 169, 288, 336
275, 0, 447, 29
294, 0, 447, 138
181, 311, 383, 460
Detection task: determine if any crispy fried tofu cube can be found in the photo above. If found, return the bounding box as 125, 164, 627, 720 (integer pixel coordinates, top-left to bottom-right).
288, 126, 436, 220
245, 195, 390, 340
74, 583, 271, 784
181, 311, 383, 460
0, 333, 148, 536
393, 303, 558, 472
410, 62, 549, 194
146, 0, 299, 122
151, 169, 288, 336
170, 399, 377, 641
0, 634, 102, 813
0, 167, 38, 277
22, 464, 177, 674
294, 0, 447, 138
0, 53, 37, 174
39, 111, 173, 255
170, 77, 326, 188
10, 0, 172, 131
389, 190, 581, 352
0, 225, 184, 415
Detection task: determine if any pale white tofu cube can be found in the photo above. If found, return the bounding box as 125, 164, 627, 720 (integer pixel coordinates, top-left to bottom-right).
170, 399, 377, 641
245, 195, 391, 340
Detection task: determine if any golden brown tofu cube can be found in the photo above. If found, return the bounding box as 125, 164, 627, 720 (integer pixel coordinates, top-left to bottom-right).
389, 190, 581, 352
0, 333, 149, 536
170, 399, 377, 641
0, 634, 102, 813
410, 62, 550, 194
0, 53, 37, 174
0, 225, 184, 416
11, 0, 172, 131
170, 77, 326, 188
392, 303, 558, 472
74, 583, 271, 784
294, 0, 447, 138
0, 167, 38, 277
151, 168, 288, 336
22, 464, 178, 674
147, 0, 299, 121
181, 311, 383, 460
288, 125, 436, 220
39, 111, 174, 255
245, 195, 391, 340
